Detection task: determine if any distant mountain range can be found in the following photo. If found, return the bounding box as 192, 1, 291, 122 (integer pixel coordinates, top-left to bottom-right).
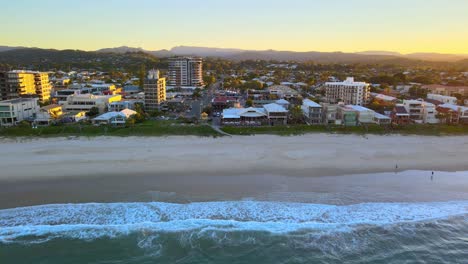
94, 46, 468, 62
1, 45, 468, 64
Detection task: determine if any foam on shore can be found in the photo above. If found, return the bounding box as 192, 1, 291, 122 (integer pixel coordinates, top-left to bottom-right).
1, 201, 467, 243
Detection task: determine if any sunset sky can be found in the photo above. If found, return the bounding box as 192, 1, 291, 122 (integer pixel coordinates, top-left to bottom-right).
1, 0, 468, 54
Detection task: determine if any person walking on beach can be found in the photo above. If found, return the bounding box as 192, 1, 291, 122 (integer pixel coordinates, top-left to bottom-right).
431, 171, 434, 181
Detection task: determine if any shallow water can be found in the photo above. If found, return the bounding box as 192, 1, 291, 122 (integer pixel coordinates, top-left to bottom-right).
1, 200, 468, 263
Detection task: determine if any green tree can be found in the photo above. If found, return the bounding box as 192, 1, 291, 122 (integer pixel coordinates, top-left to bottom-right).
246, 98, 253, 107
289, 106, 304, 124
203, 75, 216, 86
86, 107, 99, 117
202, 105, 213, 115
134, 103, 146, 123
192, 88, 202, 99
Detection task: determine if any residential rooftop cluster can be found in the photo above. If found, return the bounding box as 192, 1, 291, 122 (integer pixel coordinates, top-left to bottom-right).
1, 57, 467, 130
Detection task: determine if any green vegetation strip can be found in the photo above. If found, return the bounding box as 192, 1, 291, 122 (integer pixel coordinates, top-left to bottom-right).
221, 124, 468, 136
0, 120, 221, 138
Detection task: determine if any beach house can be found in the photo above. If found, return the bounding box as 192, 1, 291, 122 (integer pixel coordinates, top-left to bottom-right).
92, 109, 137, 126
301, 99, 322, 124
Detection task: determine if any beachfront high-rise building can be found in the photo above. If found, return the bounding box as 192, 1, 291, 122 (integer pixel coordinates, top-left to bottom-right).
0, 70, 51, 103
144, 69, 166, 111
325, 77, 370, 106
34, 72, 52, 103
167, 57, 203, 88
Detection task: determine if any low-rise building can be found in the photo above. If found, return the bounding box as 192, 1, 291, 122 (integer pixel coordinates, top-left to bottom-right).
263, 103, 288, 125
267, 85, 301, 99
62, 94, 121, 113
427, 94, 458, 105
336, 105, 358, 126
34, 104, 63, 126
391, 104, 411, 125
92, 109, 136, 126
436, 104, 468, 124
422, 85, 468, 96
402, 100, 424, 123
373, 112, 391, 125
301, 99, 322, 124
321, 103, 338, 125
221, 107, 267, 126
346, 105, 376, 124
108, 100, 143, 112
0, 98, 39, 126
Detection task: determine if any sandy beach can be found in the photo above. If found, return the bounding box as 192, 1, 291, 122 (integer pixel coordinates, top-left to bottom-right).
1, 134, 468, 179
0, 134, 468, 209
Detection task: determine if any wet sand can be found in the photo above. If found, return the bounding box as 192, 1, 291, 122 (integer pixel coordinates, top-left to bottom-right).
1, 135, 468, 209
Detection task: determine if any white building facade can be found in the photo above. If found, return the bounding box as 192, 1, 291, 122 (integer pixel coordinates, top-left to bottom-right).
167, 57, 203, 89
0, 98, 40, 126
325, 77, 370, 106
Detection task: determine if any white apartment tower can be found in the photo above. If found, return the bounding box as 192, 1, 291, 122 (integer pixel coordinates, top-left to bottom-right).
144, 69, 166, 111
168, 57, 203, 88
325, 77, 370, 106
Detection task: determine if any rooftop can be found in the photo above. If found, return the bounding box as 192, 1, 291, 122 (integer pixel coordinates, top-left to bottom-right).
346, 105, 374, 112
302, 99, 321, 108
0, 98, 38, 104
263, 103, 288, 113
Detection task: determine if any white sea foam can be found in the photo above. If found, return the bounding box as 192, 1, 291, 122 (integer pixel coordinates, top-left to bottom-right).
1, 201, 467, 243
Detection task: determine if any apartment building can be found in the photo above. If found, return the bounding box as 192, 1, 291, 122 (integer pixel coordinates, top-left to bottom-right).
34, 72, 52, 103
0, 98, 39, 126
301, 99, 322, 124
325, 77, 370, 106
167, 57, 203, 88
0, 70, 51, 103
144, 69, 166, 111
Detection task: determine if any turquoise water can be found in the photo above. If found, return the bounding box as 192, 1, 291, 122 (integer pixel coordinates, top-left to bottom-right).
1, 201, 468, 263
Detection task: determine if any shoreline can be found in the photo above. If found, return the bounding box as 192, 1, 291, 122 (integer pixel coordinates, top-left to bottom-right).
1, 134, 468, 209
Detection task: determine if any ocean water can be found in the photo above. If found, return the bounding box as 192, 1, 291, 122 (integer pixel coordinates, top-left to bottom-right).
1, 201, 468, 263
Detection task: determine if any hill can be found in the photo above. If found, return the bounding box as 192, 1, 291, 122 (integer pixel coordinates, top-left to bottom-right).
0, 48, 163, 71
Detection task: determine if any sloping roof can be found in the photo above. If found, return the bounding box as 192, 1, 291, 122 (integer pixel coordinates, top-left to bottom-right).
438, 103, 468, 112
222, 108, 242, 119
375, 94, 397, 101
239, 107, 266, 117
424, 98, 443, 106
374, 112, 391, 120
275, 99, 290, 105
263, 103, 288, 113
394, 105, 409, 115
302, 99, 321, 108
346, 105, 374, 112
120, 108, 137, 118
93, 112, 126, 121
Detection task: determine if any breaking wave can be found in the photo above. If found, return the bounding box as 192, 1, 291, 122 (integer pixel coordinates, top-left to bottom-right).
1, 201, 468, 244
